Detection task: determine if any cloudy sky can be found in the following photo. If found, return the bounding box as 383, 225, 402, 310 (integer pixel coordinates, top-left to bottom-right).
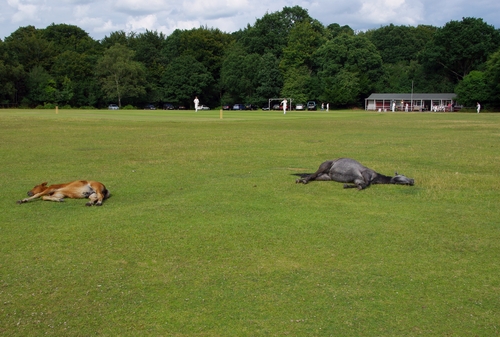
1, 0, 500, 41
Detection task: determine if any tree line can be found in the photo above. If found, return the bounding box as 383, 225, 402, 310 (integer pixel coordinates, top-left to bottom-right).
1, 6, 500, 110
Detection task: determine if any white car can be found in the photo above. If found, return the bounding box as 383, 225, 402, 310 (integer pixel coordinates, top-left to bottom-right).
199, 105, 210, 110
108, 104, 119, 110
295, 103, 305, 110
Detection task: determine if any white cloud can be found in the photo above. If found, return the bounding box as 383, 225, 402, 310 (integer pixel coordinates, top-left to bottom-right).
114, 0, 168, 14
358, 0, 425, 26
0, 0, 499, 40
126, 14, 159, 32
11, 3, 39, 23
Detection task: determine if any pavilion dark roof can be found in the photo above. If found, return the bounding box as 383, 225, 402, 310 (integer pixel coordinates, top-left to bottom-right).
366, 93, 456, 100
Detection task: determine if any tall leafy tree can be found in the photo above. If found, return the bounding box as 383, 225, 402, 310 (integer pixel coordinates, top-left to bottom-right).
326, 23, 354, 38
41, 24, 102, 107
255, 53, 283, 103
454, 70, 489, 107
420, 17, 500, 83
42, 23, 98, 54
280, 20, 326, 101
365, 24, 436, 64
164, 27, 233, 105
132, 30, 167, 103
52, 50, 100, 106
313, 33, 382, 107
95, 43, 146, 107
25, 65, 53, 105
4, 26, 54, 71
221, 43, 261, 103
101, 31, 135, 49
484, 49, 500, 107
0, 39, 24, 104
240, 6, 313, 58
161, 55, 214, 107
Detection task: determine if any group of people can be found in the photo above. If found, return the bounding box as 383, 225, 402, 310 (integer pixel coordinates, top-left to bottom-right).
195, 96, 483, 114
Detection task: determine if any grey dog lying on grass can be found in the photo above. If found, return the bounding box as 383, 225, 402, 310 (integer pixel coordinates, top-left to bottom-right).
295, 158, 414, 190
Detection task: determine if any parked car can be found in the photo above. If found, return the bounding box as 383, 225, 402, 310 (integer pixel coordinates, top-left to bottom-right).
233, 104, 245, 110
144, 104, 156, 110
222, 104, 231, 110
163, 103, 175, 110
262, 103, 270, 111
295, 103, 305, 110
199, 105, 210, 110
108, 104, 119, 110
307, 101, 317, 110
245, 104, 258, 110
272, 104, 281, 110
178, 105, 186, 110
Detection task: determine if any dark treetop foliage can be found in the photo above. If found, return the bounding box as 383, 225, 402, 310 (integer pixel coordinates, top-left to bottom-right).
1, 10, 500, 109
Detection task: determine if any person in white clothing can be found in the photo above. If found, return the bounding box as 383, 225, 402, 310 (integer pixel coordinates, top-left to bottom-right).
476, 102, 481, 113
194, 96, 199, 112
281, 99, 287, 114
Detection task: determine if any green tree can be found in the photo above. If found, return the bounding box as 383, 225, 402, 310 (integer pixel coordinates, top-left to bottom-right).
241, 6, 313, 58
326, 23, 354, 38
221, 43, 261, 103
0, 39, 24, 104
280, 20, 325, 101
42, 23, 98, 54
454, 70, 489, 107
4, 26, 54, 71
255, 53, 283, 103
101, 31, 135, 49
25, 65, 53, 104
313, 33, 382, 107
161, 55, 214, 107
96, 43, 146, 107
323, 69, 361, 106
420, 17, 500, 83
365, 24, 436, 64
162, 27, 233, 106
132, 30, 167, 102
484, 49, 500, 107
50, 50, 101, 107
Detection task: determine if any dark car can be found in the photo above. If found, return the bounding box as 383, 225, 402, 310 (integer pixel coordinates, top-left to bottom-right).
262, 103, 270, 111
222, 105, 231, 110
178, 105, 186, 110
307, 101, 317, 110
163, 103, 175, 110
245, 104, 258, 110
144, 104, 156, 110
233, 104, 245, 110
272, 104, 281, 110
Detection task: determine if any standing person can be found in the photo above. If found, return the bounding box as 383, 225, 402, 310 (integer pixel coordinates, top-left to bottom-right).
476, 102, 481, 113
281, 98, 287, 114
405, 103, 409, 112
321, 103, 325, 111
392, 101, 395, 112
194, 96, 199, 112
326, 103, 329, 111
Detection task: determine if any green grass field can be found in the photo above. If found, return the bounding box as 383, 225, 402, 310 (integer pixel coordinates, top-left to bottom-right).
1, 108, 499, 336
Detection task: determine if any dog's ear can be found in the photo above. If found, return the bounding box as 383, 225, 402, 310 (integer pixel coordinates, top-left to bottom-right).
42, 182, 48, 186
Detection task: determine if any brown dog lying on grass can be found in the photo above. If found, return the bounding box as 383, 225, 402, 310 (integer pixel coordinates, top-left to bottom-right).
17, 180, 110, 206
